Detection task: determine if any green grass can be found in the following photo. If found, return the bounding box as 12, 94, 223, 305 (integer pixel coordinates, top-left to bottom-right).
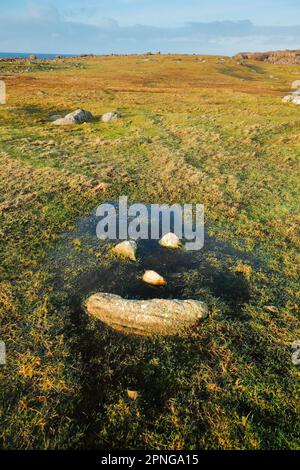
0, 54, 299, 450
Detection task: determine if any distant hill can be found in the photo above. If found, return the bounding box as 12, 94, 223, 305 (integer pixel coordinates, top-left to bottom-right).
235, 49, 300, 64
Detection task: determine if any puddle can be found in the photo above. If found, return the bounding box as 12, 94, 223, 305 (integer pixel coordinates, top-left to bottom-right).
50, 203, 255, 311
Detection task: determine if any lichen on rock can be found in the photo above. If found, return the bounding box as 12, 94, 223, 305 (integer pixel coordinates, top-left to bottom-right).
85, 293, 209, 336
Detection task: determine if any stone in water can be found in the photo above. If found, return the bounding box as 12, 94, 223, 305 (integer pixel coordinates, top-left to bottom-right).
143, 270, 167, 286
85, 293, 209, 336
112, 240, 137, 261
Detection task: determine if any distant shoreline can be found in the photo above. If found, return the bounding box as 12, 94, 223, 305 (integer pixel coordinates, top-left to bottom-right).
0, 52, 77, 59
1, 49, 300, 65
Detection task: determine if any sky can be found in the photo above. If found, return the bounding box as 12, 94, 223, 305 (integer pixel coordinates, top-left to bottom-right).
0, 1, 300, 55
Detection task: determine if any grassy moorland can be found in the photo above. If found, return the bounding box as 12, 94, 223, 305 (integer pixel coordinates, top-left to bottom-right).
0, 54, 299, 450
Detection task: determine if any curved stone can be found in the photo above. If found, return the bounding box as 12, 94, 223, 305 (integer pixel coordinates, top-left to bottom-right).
85, 293, 209, 336
159, 232, 181, 249
142, 270, 167, 286
112, 240, 137, 261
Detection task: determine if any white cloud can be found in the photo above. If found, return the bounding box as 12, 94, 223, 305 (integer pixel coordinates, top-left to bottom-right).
27, 4, 60, 22
0, 11, 300, 55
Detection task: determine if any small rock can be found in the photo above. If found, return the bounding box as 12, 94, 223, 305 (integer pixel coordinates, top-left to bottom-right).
292, 350, 300, 366
291, 341, 300, 366
159, 233, 181, 249
291, 80, 300, 89
93, 182, 109, 193
127, 390, 139, 400
85, 293, 209, 336
282, 95, 294, 103
102, 111, 121, 123
53, 109, 93, 125
143, 270, 167, 286
291, 340, 300, 352
282, 95, 300, 105
264, 305, 279, 314
112, 240, 137, 261
292, 96, 300, 105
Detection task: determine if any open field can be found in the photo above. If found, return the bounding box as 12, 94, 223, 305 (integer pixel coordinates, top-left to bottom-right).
0, 54, 299, 449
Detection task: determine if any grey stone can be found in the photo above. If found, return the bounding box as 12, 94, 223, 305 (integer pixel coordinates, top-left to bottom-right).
53, 109, 93, 125
291, 340, 300, 352
102, 111, 121, 123
291, 341, 300, 366
292, 350, 300, 366
49, 113, 62, 121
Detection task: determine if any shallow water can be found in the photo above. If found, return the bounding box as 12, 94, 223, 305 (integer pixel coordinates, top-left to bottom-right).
51, 204, 256, 310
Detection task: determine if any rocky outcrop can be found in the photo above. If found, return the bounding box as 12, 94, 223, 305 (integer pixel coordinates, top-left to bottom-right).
235, 50, 300, 65
53, 109, 93, 125
85, 293, 209, 335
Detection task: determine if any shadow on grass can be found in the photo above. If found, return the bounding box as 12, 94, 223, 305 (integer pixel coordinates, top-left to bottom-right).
48, 211, 261, 448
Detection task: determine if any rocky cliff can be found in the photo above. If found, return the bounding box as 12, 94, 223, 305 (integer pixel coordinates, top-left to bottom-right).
235, 50, 300, 64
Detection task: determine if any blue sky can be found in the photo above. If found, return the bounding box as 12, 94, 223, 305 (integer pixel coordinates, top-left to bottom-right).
1, 1, 300, 54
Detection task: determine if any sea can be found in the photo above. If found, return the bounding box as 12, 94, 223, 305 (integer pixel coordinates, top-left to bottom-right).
0, 52, 76, 59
